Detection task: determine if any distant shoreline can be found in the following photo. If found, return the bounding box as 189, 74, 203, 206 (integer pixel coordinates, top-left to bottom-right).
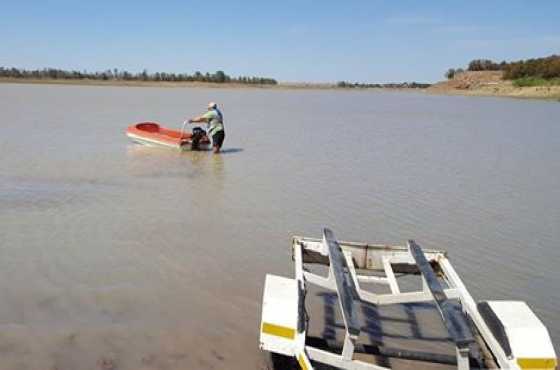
427, 71, 560, 101
0, 77, 429, 92
0, 77, 298, 89
3, 76, 557, 100
428, 86, 560, 100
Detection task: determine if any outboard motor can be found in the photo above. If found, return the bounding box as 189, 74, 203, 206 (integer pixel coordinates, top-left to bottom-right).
191, 126, 206, 150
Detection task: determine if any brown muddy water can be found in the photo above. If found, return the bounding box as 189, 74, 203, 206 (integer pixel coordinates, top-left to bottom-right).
0, 83, 558, 369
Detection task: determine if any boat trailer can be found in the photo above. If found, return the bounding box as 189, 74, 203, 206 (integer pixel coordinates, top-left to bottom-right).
259, 228, 556, 369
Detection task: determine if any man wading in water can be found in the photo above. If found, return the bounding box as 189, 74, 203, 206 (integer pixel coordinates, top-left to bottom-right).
187, 102, 225, 153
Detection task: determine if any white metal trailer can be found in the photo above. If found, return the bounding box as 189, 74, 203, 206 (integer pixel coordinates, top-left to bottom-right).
259, 228, 557, 370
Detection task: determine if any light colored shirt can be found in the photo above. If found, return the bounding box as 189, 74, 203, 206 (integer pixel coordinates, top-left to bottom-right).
202, 108, 224, 136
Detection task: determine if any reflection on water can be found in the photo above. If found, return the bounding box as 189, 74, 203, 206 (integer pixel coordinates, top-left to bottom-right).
125, 143, 227, 182
0, 84, 559, 369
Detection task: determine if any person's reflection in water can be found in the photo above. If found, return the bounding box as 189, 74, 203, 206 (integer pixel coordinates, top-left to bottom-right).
180, 151, 226, 220
187, 150, 225, 190
187, 150, 225, 176
188, 150, 208, 167
211, 153, 224, 177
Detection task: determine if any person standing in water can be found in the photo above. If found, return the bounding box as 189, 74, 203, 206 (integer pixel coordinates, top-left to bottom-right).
187, 102, 225, 153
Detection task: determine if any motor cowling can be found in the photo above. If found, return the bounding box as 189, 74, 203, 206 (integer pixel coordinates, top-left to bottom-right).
191, 127, 207, 150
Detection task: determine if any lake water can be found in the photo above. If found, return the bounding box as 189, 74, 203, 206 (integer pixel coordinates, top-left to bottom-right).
0, 83, 558, 369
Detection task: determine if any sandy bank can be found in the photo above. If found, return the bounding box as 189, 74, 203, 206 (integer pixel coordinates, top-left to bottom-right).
428, 71, 560, 100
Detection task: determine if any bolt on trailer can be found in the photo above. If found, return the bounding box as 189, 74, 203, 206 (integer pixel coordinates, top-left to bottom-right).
259, 228, 557, 370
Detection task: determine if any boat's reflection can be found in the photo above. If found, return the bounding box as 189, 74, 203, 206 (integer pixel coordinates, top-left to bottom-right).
125, 143, 242, 181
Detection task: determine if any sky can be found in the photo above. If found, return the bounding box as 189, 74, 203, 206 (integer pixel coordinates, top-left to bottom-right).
1, 0, 559, 83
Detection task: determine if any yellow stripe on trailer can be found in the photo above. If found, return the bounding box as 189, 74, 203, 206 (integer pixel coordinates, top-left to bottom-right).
297, 353, 309, 370
261, 322, 295, 340
517, 358, 557, 369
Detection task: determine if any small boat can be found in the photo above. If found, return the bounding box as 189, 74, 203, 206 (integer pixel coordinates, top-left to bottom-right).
126, 122, 211, 151
259, 228, 557, 370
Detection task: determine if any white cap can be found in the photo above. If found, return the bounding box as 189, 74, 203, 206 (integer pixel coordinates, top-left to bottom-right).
208, 102, 217, 109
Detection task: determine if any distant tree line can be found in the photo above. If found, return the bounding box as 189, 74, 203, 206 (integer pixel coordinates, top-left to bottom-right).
445, 68, 464, 79
445, 55, 560, 80
502, 55, 560, 80
336, 81, 431, 89
467, 59, 506, 72
0, 67, 278, 85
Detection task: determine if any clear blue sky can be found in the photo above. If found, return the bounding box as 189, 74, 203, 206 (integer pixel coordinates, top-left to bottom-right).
1, 0, 559, 83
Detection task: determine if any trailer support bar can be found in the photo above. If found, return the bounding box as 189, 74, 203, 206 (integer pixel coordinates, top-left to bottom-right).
323, 228, 361, 338
408, 240, 474, 370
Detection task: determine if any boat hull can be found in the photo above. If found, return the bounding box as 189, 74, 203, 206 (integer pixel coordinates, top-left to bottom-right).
126, 122, 211, 151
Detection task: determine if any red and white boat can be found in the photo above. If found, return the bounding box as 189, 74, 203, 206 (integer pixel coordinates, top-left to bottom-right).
126, 122, 211, 151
